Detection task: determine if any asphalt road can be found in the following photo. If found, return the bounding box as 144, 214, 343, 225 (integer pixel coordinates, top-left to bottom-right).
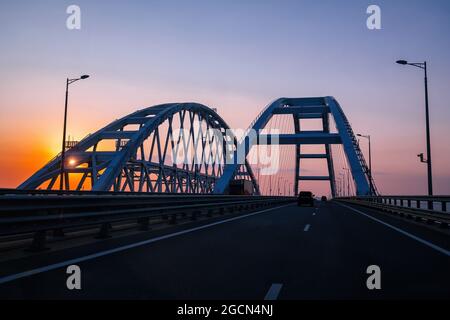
0, 201, 449, 299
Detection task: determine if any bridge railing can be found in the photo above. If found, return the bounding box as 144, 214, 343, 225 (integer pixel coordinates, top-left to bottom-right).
339, 195, 450, 212
0, 188, 238, 197
335, 195, 450, 229
0, 191, 295, 252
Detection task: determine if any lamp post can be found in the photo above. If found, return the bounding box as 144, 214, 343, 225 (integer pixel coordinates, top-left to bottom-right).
357, 134, 373, 195
59, 75, 90, 190
396, 60, 433, 197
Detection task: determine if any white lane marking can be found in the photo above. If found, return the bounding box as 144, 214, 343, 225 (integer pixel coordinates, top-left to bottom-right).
336, 202, 450, 257
0, 204, 293, 285
264, 283, 283, 300
304, 224, 311, 232
312, 212, 316, 216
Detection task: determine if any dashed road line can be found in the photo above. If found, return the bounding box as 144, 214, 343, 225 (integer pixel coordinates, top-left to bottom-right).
264, 283, 283, 300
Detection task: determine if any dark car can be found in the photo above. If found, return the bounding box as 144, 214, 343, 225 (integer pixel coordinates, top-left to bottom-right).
321, 196, 327, 202
297, 191, 314, 207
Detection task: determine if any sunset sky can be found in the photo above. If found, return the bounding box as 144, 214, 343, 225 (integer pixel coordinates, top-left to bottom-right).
0, 0, 449, 195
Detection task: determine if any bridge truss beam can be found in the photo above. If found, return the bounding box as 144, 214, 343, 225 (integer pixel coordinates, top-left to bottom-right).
214, 97, 377, 196
19, 103, 258, 194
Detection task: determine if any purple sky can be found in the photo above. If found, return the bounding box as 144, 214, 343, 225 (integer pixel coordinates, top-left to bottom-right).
0, 0, 449, 195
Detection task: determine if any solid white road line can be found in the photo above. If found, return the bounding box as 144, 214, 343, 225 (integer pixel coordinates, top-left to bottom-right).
336, 202, 450, 257
0, 204, 293, 285
264, 283, 283, 300
304, 224, 311, 232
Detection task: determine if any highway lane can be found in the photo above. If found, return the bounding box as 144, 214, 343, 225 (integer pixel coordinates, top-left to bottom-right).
0, 201, 449, 299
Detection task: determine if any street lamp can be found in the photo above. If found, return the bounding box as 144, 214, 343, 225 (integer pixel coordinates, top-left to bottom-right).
396, 59, 433, 196
59, 75, 90, 190
357, 133, 373, 195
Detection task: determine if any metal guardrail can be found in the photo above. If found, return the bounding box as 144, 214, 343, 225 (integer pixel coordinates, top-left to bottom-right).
339, 195, 450, 212
0, 194, 280, 214
0, 188, 222, 196
335, 196, 450, 229
0, 191, 295, 252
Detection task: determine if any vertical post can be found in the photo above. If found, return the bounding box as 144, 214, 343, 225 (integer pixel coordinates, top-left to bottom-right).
269, 176, 272, 196
60, 78, 69, 190
293, 114, 301, 196
257, 167, 260, 186
294, 146, 300, 196
346, 169, 350, 196
424, 62, 433, 200
368, 135, 373, 195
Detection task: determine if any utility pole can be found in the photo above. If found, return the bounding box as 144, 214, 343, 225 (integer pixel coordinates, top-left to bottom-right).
396, 59, 433, 198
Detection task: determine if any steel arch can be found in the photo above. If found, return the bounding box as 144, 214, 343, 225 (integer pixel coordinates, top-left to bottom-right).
213, 97, 377, 196
19, 103, 257, 193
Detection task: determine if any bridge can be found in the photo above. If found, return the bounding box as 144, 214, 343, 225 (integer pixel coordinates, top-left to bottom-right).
18, 96, 374, 197
0, 97, 449, 299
